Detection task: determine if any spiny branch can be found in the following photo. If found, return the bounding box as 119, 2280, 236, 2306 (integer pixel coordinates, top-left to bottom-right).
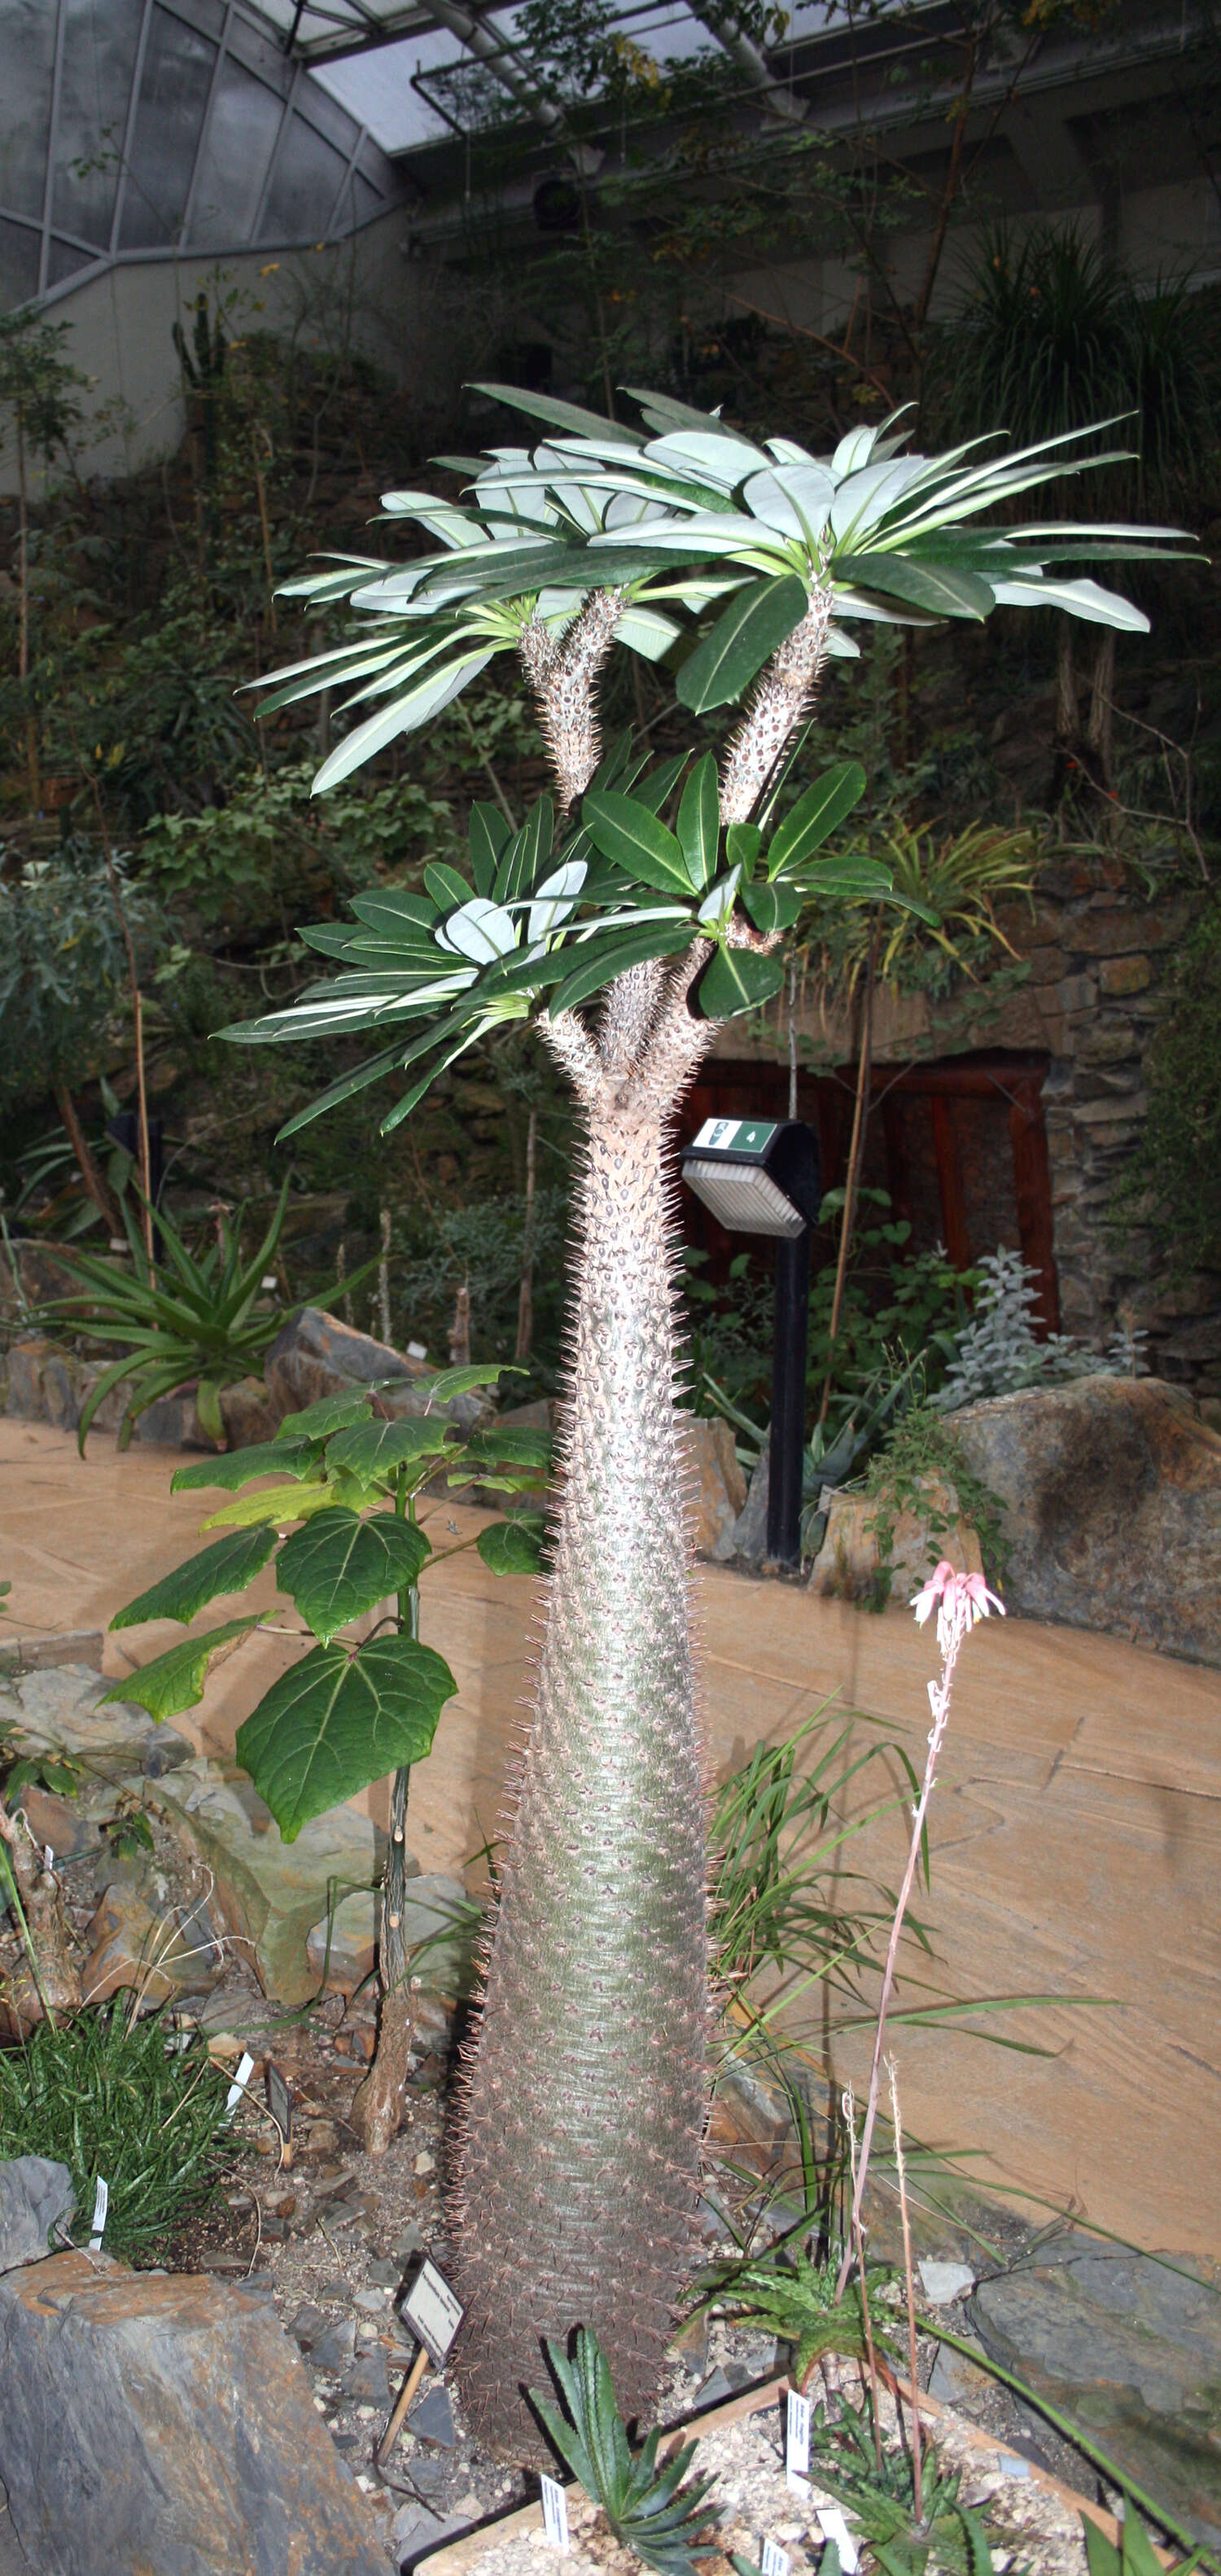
720, 586, 834, 825
519, 588, 625, 812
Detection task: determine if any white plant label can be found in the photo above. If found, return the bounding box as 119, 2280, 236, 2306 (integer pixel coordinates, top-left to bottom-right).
89, 2175, 109, 2250
43, 1846, 54, 1873
223, 2049, 255, 2122
999, 2455, 1031, 2480
400, 2256, 464, 2366
816, 2508, 860, 2572
540, 2477, 570, 2552
762, 2540, 790, 2576
786, 2387, 811, 2488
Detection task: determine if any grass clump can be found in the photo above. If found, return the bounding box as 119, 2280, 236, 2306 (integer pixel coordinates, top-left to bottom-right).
0, 2003, 235, 2258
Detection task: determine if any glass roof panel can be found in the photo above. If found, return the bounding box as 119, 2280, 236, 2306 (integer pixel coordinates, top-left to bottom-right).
260, 106, 349, 238
186, 54, 284, 248
0, 215, 39, 305
51, 0, 145, 249
0, 0, 55, 219
311, 31, 468, 149
118, 3, 217, 249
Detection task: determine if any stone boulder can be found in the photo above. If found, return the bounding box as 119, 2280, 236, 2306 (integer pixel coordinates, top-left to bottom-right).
0, 2252, 390, 2576
265, 1306, 488, 1433
683, 1417, 748, 1559
971, 2234, 1221, 2543
951, 1375, 1221, 1663
809, 1477, 982, 1604
0, 2161, 74, 2275
729, 1448, 769, 1563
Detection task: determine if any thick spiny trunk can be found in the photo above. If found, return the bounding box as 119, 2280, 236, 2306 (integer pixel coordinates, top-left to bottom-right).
720, 589, 834, 823
452, 976, 712, 2456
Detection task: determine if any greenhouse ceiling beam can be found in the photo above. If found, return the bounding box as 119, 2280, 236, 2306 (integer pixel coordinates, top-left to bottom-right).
685, 0, 807, 119
426, 0, 567, 133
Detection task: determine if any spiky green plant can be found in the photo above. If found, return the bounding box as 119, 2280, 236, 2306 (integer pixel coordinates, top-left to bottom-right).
223, 383, 1193, 2456
0, 2003, 234, 2257
694, 2244, 881, 2385
531, 2327, 721, 2576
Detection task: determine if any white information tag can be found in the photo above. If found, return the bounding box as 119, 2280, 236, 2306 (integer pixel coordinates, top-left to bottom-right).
540, 2476, 570, 2552
400, 2256, 464, 2366
999, 2455, 1031, 2480
89, 2175, 109, 2250
786, 2387, 811, 2488
43, 1846, 54, 1872
762, 2541, 790, 2576
816, 2508, 860, 2573
223, 2049, 256, 2122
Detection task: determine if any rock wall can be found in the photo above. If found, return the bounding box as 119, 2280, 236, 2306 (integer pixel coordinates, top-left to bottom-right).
711, 855, 1220, 1400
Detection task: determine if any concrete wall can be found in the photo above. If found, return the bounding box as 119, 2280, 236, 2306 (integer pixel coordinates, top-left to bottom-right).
0, 208, 422, 494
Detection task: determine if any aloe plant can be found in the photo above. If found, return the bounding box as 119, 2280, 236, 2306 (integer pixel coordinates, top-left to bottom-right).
223, 384, 1191, 2453
531, 2327, 720, 2576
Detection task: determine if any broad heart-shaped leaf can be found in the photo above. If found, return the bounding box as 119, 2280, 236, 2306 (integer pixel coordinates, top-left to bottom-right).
765, 761, 867, 878
676, 753, 719, 891
742, 879, 803, 936
324, 1417, 456, 1483
100, 1618, 259, 1724
170, 1437, 319, 1495
466, 1425, 552, 1468
422, 1360, 523, 1403
580, 792, 691, 896
277, 1391, 376, 1440
835, 552, 994, 620
236, 1634, 457, 1842
277, 1507, 431, 1643
676, 573, 807, 712
111, 1527, 277, 1632
477, 1517, 546, 1576
697, 946, 786, 1019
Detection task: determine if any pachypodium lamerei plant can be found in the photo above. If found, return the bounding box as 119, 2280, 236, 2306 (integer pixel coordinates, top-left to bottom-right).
226, 383, 1193, 2452
104, 1376, 549, 2148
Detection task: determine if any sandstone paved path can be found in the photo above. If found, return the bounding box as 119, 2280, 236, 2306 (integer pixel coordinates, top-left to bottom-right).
3, 1416, 1218, 2263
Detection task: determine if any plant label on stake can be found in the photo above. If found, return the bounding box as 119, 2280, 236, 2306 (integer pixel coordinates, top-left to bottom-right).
222, 2049, 255, 2123
540, 2476, 570, 2552
762, 2541, 790, 2576
399, 2256, 463, 2368
89, 2176, 108, 2251
786, 2388, 811, 2490
816, 2509, 859, 2573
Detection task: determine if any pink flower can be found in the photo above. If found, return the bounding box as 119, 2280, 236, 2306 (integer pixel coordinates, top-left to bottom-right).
911, 1560, 1004, 1659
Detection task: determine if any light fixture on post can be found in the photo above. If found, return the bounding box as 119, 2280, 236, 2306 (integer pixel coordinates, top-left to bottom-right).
680, 1116, 821, 1566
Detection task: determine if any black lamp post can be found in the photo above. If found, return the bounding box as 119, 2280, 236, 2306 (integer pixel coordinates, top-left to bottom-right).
681, 1115, 821, 1566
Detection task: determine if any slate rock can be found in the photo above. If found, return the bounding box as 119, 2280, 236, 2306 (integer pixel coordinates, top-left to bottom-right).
7, 1666, 148, 1779
154, 1765, 379, 2007
0, 2253, 388, 2575
405, 2455, 452, 2504
142, 1727, 192, 1779
951, 1376, 1221, 1665
684, 1417, 748, 1560
694, 2366, 734, 2408
730, 1447, 769, 1562
79, 1882, 194, 2006
392, 2500, 451, 2564
12, 1785, 99, 1865
265, 1308, 488, 1433
408, 2383, 456, 2448
971, 2236, 1221, 2542
0, 2160, 74, 2274
288, 2302, 327, 2350
345, 2346, 390, 2407
311, 2315, 358, 2375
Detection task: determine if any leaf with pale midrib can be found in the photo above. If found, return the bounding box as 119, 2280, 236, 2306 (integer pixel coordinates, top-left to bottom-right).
111, 1527, 276, 1631
277, 1507, 431, 1643
100, 1617, 260, 1723
236, 1635, 457, 1841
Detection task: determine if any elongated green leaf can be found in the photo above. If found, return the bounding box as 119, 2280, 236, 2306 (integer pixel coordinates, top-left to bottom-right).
725, 822, 761, 876
170, 1438, 320, 1495
766, 763, 867, 878
324, 1418, 455, 1481
202, 1479, 334, 1531
101, 1618, 259, 1724
631, 753, 688, 816
236, 1634, 457, 1841
676, 753, 720, 891
111, 1528, 277, 1632
742, 880, 803, 935
837, 553, 994, 620
676, 573, 807, 712
580, 791, 691, 896
476, 1517, 546, 1575
466, 1426, 552, 1468
696, 946, 786, 1019
470, 382, 646, 448
278, 1392, 376, 1439
469, 800, 510, 895
549, 919, 694, 1017
422, 1360, 521, 1403
277, 1507, 431, 1643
